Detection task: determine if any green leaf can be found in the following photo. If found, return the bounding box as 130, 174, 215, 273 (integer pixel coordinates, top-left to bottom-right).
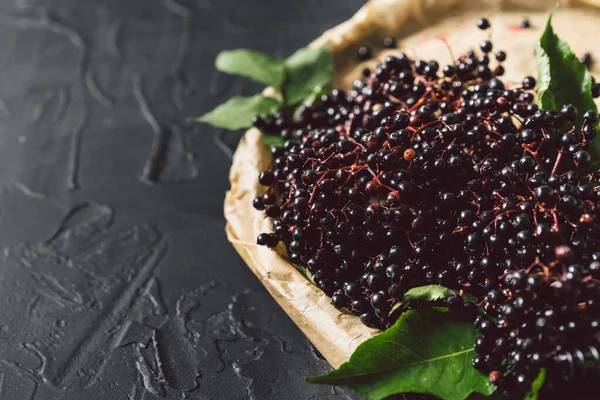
537, 11, 600, 166
283, 44, 334, 106
309, 308, 495, 400
215, 49, 285, 89
279, 248, 317, 285
260, 132, 285, 147
294, 264, 317, 285
390, 285, 477, 313
403, 285, 459, 303
193, 95, 280, 130
536, 10, 598, 130
524, 369, 546, 400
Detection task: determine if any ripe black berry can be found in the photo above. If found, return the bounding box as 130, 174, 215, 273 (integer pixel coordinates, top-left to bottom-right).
253, 196, 265, 210
522, 76, 536, 89
580, 52, 593, 69
258, 170, 275, 186
477, 18, 490, 30
573, 150, 591, 168
584, 110, 598, 124
480, 40, 493, 53
257, 233, 278, 248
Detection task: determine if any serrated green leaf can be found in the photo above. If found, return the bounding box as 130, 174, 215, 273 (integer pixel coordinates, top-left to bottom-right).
216, 49, 285, 89
193, 95, 280, 130
536, 9, 596, 122
536, 10, 600, 162
390, 285, 477, 313
279, 248, 317, 285
524, 369, 546, 400
309, 308, 495, 400
283, 44, 334, 106
404, 285, 461, 303
294, 264, 317, 285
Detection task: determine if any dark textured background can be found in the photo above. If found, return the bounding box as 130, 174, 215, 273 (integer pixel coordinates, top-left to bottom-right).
0, 0, 367, 398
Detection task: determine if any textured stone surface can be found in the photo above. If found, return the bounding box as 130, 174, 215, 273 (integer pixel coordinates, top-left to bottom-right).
0, 0, 365, 398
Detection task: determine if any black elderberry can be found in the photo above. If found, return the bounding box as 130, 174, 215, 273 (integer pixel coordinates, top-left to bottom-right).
522, 76, 536, 89
331, 292, 349, 308
477, 18, 490, 30
265, 204, 281, 218
580, 52, 593, 69
520, 129, 537, 144
262, 192, 276, 205
352, 298, 369, 314
252, 196, 265, 210
359, 312, 378, 328
518, 155, 536, 172
257, 233, 278, 248
584, 110, 598, 124
573, 150, 591, 168
446, 294, 464, 311
443, 65, 456, 77
535, 185, 556, 207
258, 170, 275, 186
477, 319, 495, 335
370, 292, 389, 311
480, 40, 493, 53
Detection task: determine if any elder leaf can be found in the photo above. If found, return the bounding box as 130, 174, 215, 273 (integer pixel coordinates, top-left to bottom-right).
536, 10, 600, 164
390, 285, 477, 313
193, 95, 280, 131
216, 49, 285, 89
309, 308, 495, 400
283, 44, 334, 106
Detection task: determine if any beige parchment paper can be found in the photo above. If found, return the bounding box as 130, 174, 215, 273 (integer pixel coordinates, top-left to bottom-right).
224, 0, 600, 368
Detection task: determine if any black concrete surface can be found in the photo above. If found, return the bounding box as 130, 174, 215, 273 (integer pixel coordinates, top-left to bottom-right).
0, 0, 366, 398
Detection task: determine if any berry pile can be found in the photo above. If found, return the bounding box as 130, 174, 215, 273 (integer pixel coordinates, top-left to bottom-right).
252, 19, 600, 397
474, 249, 600, 397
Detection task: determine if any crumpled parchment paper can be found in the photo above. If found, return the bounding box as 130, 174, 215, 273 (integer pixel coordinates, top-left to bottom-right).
224, 0, 600, 368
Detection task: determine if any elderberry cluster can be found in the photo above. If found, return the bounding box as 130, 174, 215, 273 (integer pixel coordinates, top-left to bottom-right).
474, 245, 600, 397
252, 19, 600, 397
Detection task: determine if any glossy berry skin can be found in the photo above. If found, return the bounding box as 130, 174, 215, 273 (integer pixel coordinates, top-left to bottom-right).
477, 18, 490, 30
522, 76, 536, 89
581, 52, 593, 69
258, 170, 275, 186
573, 150, 591, 168
331, 293, 349, 308
472, 356, 489, 373
251, 115, 266, 129
252, 197, 265, 210
256, 233, 278, 248
265, 204, 280, 218
256, 233, 270, 246
480, 40, 493, 53
535, 185, 556, 207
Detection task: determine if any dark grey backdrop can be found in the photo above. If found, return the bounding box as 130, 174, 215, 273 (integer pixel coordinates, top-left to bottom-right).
0, 0, 366, 399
